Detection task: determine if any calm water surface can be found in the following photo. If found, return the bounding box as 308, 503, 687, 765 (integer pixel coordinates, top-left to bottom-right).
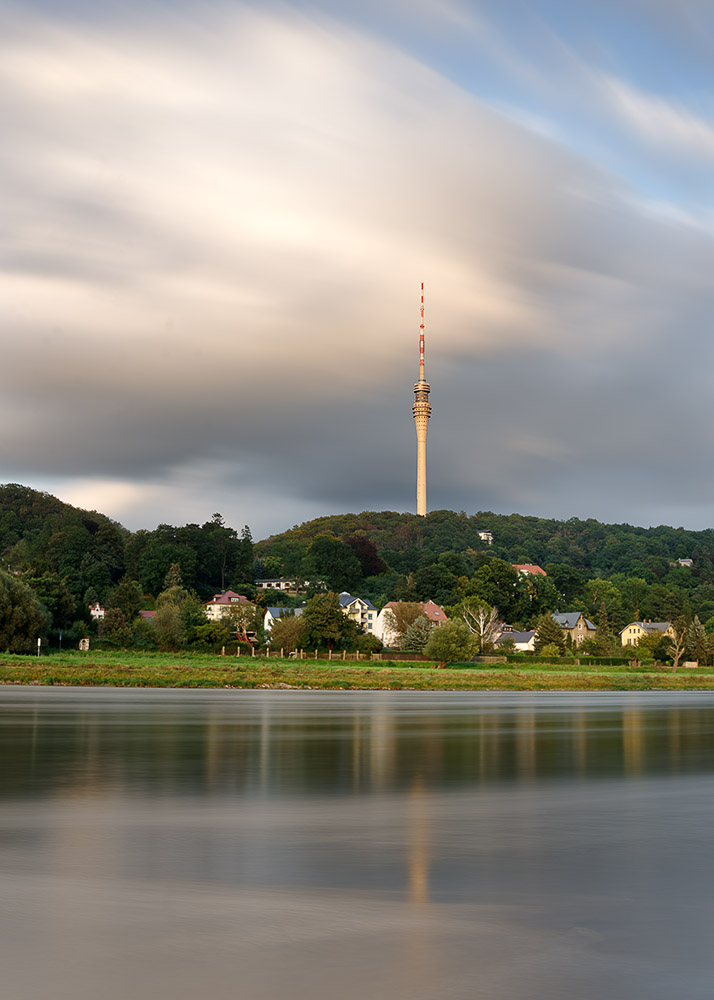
2, 687, 714, 999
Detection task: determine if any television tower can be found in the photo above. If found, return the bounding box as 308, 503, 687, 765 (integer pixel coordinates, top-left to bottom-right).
413, 282, 431, 516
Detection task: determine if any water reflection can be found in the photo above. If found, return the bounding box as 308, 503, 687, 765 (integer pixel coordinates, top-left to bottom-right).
2, 689, 714, 1000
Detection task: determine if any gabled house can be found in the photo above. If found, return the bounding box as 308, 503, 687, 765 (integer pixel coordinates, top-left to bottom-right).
264, 606, 304, 632
552, 612, 596, 646
338, 592, 377, 634
620, 621, 675, 647
89, 602, 105, 621
373, 600, 448, 646
494, 629, 537, 652
204, 590, 252, 620
512, 564, 547, 577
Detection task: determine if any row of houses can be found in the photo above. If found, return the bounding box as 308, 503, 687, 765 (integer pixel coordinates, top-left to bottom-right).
494, 613, 676, 652
265, 594, 449, 646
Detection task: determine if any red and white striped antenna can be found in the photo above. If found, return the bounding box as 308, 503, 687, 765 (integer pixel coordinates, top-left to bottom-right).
419, 281, 425, 381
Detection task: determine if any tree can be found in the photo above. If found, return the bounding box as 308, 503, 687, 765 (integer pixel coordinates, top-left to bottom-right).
669, 616, 689, 672
413, 562, 458, 606
423, 621, 477, 663
106, 577, 144, 621
592, 603, 614, 656
300, 592, 358, 650
382, 602, 423, 646
400, 616, 432, 652
534, 613, 566, 654
305, 536, 362, 593
686, 615, 708, 666
186, 621, 232, 651
98, 608, 133, 647
457, 598, 499, 654
24, 572, 76, 631
0, 570, 50, 652
153, 584, 206, 650
269, 613, 306, 652
344, 535, 387, 577
467, 559, 523, 623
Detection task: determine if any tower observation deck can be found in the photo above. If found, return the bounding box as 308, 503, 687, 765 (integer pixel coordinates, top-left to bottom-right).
413, 283, 431, 516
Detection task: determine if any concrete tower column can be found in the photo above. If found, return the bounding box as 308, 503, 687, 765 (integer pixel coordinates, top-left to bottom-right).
413, 284, 431, 516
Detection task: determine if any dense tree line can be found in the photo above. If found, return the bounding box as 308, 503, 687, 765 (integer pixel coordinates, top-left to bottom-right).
6, 484, 714, 654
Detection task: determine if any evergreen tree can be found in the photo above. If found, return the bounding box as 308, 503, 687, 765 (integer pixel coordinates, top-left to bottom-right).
534, 613, 566, 654
593, 603, 614, 655
400, 616, 432, 652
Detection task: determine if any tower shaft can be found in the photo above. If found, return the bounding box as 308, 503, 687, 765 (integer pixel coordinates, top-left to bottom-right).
413, 283, 431, 516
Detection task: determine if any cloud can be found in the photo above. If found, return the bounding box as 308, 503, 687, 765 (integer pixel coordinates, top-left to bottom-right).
2, 2, 714, 535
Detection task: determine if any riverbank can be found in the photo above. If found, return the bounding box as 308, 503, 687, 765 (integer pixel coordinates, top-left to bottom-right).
1, 651, 713, 690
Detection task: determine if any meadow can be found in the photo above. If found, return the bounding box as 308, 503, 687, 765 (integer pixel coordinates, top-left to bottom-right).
1, 651, 713, 690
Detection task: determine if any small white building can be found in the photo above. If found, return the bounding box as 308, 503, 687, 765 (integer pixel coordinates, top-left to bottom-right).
478, 530, 494, 546
89, 602, 105, 621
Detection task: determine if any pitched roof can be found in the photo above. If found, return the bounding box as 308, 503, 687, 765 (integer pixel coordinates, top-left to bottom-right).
205, 590, 251, 606
552, 612, 596, 630
266, 607, 304, 619
512, 564, 547, 576
379, 600, 448, 622
338, 592, 377, 611
495, 630, 536, 644
621, 621, 672, 635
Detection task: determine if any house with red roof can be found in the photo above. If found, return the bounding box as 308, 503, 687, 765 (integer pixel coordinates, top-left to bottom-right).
512, 564, 547, 577
373, 600, 448, 647
204, 590, 252, 621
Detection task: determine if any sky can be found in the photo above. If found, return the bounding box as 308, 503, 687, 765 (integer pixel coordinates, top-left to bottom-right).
2, 0, 714, 540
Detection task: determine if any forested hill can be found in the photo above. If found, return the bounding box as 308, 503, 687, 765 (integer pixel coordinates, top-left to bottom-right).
255, 508, 714, 579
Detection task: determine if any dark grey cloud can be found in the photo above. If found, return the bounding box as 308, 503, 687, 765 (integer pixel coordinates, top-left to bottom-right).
2, 1, 714, 537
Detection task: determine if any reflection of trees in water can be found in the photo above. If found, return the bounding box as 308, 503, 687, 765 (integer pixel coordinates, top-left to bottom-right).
2, 698, 714, 800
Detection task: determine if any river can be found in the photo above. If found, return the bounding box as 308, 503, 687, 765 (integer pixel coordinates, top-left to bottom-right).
1, 687, 714, 999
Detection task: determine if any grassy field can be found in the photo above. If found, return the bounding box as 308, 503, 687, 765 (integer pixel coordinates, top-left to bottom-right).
1, 650, 713, 690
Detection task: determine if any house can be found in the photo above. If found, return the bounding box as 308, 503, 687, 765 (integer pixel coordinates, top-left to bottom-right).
89, 602, 105, 621
204, 590, 252, 620
138, 610, 156, 623
338, 592, 377, 634
256, 578, 299, 593
373, 600, 448, 646
552, 612, 596, 646
494, 629, 537, 652
264, 606, 304, 632
677, 558, 693, 568
512, 564, 547, 577
478, 530, 494, 546
620, 621, 675, 647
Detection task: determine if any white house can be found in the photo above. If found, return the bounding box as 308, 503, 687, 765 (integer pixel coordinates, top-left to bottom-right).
204, 590, 252, 620
264, 606, 304, 632
374, 600, 448, 646
478, 530, 494, 545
